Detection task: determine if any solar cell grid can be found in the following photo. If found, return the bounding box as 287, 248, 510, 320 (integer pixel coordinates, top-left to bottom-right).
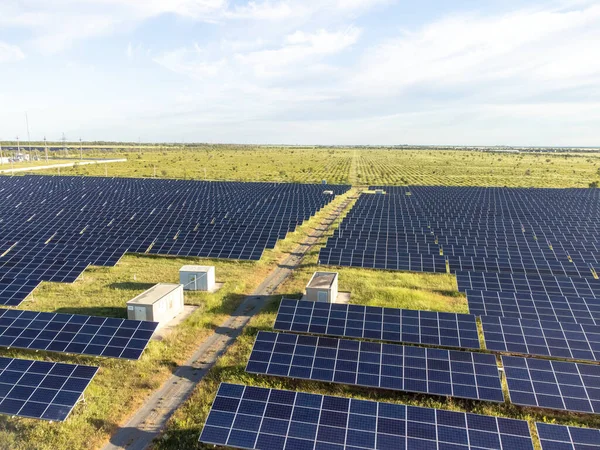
0, 309, 158, 359
456, 272, 600, 298
246, 331, 504, 402
466, 290, 600, 325
274, 298, 481, 349
199, 382, 535, 450
502, 355, 600, 414
0, 356, 98, 421
536, 422, 600, 450
482, 316, 600, 362
0, 278, 40, 307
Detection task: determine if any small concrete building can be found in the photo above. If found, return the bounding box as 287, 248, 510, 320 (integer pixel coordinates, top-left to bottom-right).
127, 283, 184, 324
179, 265, 216, 291
305, 271, 339, 303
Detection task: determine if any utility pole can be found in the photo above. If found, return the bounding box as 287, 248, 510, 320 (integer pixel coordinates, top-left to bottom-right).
80, 138, 83, 160
62, 132, 66, 157
0, 143, 3, 165
25, 112, 31, 160
44, 137, 48, 163
16, 136, 20, 155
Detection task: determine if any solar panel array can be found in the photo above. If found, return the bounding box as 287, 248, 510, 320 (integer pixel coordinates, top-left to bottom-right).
466, 290, 600, 325
536, 422, 599, 450
200, 382, 535, 450
0, 357, 98, 421
246, 331, 504, 402
481, 316, 600, 362
319, 186, 600, 278
502, 356, 600, 414
0, 308, 158, 360
197, 184, 600, 446
274, 298, 481, 349
0, 176, 348, 305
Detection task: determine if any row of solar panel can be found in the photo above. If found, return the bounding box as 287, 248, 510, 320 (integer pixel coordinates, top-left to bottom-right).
0, 308, 158, 360
199, 382, 537, 450
200, 382, 600, 450
248, 330, 600, 416
274, 299, 600, 363
319, 249, 599, 278
324, 237, 600, 258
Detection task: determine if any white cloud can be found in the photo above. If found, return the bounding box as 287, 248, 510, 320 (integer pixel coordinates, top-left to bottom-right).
349, 4, 600, 95
153, 47, 225, 79
236, 27, 360, 77
0, 42, 25, 63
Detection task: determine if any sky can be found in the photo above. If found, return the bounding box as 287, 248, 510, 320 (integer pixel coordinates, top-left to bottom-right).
0, 0, 599, 146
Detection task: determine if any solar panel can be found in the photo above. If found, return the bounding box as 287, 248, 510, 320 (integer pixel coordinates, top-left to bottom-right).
0, 308, 158, 359
502, 355, 600, 414
481, 316, 600, 362
0, 357, 98, 421
466, 289, 600, 325
246, 331, 504, 402
0, 278, 40, 307
456, 272, 600, 298
199, 382, 535, 450
536, 422, 600, 450
274, 298, 481, 349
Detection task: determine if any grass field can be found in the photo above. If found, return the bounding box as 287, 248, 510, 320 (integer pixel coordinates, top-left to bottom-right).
2, 147, 600, 449
32, 146, 600, 187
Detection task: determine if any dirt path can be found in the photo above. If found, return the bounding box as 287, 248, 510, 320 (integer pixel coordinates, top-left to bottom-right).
102, 191, 358, 450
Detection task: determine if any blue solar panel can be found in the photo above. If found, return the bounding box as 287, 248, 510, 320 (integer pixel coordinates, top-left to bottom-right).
536, 422, 600, 450
482, 316, 600, 362
246, 331, 504, 402
503, 356, 600, 414
0, 278, 40, 307
0, 357, 98, 421
199, 382, 535, 450
0, 308, 158, 359
274, 298, 481, 349
466, 289, 600, 325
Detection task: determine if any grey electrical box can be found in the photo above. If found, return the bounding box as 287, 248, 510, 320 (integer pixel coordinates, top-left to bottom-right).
179, 265, 216, 291
126, 283, 184, 324
305, 271, 339, 303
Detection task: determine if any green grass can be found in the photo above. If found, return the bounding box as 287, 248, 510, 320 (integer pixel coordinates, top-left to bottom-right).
28, 146, 600, 188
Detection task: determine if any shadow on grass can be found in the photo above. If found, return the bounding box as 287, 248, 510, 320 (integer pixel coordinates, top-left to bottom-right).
55, 306, 127, 318
107, 281, 156, 291
152, 427, 203, 450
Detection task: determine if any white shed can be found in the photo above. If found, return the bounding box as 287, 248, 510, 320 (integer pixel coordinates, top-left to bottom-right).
305, 271, 339, 303
179, 265, 216, 291
127, 283, 184, 324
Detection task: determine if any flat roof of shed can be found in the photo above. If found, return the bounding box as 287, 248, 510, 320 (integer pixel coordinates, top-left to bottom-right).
307, 272, 337, 289
127, 283, 181, 305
